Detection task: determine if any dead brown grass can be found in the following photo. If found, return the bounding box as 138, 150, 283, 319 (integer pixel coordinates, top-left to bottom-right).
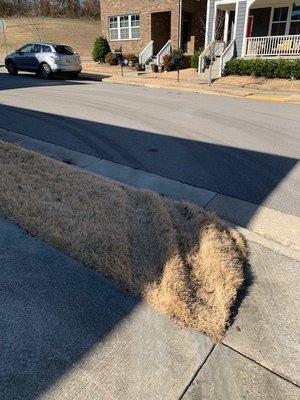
0, 17, 100, 61
216, 75, 300, 92
0, 141, 248, 341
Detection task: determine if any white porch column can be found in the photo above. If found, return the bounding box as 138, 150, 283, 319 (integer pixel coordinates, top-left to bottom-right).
211, 2, 218, 42
241, 0, 255, 57
223, 10, 230, 42
233, 1, 239, 39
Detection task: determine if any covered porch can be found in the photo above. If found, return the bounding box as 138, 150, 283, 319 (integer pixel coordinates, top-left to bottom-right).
245, 1, 300, 57
209, 0, 300, 58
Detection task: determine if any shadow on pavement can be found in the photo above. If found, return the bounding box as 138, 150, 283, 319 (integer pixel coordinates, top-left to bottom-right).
0, 103, 298, 218
0, 219, 139, 400
0, 70, 89, 91
0, 102, 298, 399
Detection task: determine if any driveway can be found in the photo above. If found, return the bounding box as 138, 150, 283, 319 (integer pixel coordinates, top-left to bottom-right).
0, 71, 299, 216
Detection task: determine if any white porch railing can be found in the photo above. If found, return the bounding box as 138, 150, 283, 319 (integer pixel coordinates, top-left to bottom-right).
139, 40, 154, 65
219, 39, 235, 77
157, 39, 171, 66
245, 35, 300, 57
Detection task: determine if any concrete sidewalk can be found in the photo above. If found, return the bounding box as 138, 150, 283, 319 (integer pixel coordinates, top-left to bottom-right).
1, 219, 299, 399
0, 132, 300, 399
1, 128, 299, 260
81, 68, 300, 104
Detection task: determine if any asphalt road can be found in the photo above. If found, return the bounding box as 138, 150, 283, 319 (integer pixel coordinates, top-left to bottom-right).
0, 71, 299, 216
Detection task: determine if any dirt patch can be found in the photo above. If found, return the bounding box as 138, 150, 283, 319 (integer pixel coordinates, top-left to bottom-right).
147, 68, 198, 81
0, 141, 248, 341
82, 62, 198, 80
82, 61, 122, 76
216, 75, 300, 92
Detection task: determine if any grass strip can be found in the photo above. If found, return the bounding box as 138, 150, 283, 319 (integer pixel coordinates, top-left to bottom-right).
0, 141, 248, 341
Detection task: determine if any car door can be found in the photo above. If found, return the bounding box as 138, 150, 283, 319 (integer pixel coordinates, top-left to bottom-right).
30, 44, 42, 70
14, 44, 33, 69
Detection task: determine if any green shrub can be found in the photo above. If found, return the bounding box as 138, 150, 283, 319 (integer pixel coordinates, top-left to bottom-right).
170, 49, 185, 70
191, 48, 204, 69
224, 58, 300, 79
92, 36, 110, 62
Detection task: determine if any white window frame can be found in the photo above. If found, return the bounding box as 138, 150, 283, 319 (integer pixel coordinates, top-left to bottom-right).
109, 14, 141, 41
268, 5, 300, 36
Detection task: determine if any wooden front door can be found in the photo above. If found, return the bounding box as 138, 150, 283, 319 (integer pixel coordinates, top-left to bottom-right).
247, 15, 254, 37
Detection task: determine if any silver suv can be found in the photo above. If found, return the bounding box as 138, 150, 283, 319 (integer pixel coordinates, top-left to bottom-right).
5, 43, 82, 79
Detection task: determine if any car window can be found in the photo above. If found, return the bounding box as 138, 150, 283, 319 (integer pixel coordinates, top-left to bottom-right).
42, 45, 52, 53
19, 44, 32, 54
33, 44, 42, 53
53, 45, 75, 55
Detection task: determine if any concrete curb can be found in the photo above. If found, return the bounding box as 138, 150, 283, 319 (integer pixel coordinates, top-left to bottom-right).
1, 130, 299, 398
81, 70, 299, 103
1, 127, 299, 261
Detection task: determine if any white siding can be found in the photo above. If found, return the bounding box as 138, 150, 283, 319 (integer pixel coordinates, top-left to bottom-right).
206, 0, 217, 44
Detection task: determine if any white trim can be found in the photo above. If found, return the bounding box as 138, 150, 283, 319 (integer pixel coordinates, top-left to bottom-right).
223, 10, 230, 42
212, 1, 218, 41
267, 7, 274, 36
109, 14, 141, 41
179, 0, 183, 48
267, 5, 296, 37
245, 34, 300, 56
241, 0, 256, 56
233, 1, 239, 39
205, 0, 210, 46
286, 5, 293, 35
241, 3, 250, 56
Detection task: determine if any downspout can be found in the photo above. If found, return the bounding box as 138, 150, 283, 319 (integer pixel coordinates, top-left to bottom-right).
178, 0, 183, 49
99, 0, 103, 36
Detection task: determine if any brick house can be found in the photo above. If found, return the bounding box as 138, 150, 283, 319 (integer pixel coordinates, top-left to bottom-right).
100, 0, 206, 62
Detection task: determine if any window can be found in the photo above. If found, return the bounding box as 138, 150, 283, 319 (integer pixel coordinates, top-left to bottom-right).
289, 5, 300, 35
19, 44, 32, 54
271, 7, 288, 35
109, 14, 140, 40
109, 16, 119, 39
33, 44, 41, 53
42, 45, 52, 53
120, 15, 129, 39
131, 14, 140, 38
53, 45, 76, 55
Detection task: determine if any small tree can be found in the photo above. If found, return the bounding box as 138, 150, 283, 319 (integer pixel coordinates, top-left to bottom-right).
92, 37, 110, 62
170, 49, 185, 82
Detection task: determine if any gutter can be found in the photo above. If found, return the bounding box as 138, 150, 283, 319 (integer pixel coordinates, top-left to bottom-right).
178, 0, 183, 49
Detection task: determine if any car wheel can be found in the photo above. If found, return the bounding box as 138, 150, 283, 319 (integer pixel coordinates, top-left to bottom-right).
39, 63, 52, 79
68, 72, 79, 79
7, 61, 18, 76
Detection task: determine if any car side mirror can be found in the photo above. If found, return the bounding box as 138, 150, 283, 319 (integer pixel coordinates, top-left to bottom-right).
15, 49, 20, 53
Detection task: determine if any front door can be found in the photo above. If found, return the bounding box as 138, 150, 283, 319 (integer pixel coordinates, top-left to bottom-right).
151, 12, 171, 55
182, 12, 193, 53
247, 15, 254, 37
